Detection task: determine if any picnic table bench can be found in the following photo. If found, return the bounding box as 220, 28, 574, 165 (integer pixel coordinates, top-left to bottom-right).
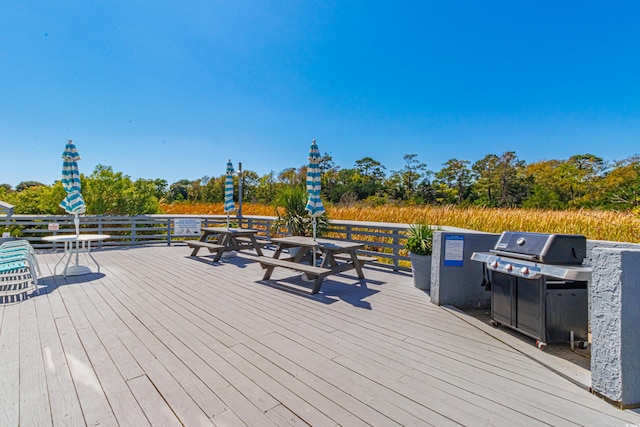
332, 254, 378, 264
257, 256, 331, 294
186, 241, 225, 257
235, 236, 267, 248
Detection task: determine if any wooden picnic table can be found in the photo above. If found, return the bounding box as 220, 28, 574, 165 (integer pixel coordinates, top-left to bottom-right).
187, 227, 264, 262
257, 236, 376, 294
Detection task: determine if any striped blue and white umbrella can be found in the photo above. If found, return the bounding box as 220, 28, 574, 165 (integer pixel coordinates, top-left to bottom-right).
224, 160, 236, 228
59, 139, 86, 235
305, 139, 325, 266
305, 139, 325, 221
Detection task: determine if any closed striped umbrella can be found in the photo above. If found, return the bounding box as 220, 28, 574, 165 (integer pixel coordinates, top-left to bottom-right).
224, 160, 235, 228
305, 139, 325, 220
305, 139, 325, 267
59, 139, 86, 235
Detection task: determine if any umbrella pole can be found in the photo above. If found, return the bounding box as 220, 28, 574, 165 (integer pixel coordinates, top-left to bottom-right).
227, 212, 230, 229
312, 218, 317, 266
74, 212, 80, 236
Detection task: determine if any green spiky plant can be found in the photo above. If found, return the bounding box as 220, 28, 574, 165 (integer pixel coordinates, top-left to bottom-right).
405, 223, 434, 256
272, 186, 328, 237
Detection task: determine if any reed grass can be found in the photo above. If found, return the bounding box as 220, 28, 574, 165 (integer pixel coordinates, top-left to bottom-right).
159, 202, 640, 243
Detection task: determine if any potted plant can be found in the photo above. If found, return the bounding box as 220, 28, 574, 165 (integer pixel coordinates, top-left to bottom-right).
405, 223, 434, 291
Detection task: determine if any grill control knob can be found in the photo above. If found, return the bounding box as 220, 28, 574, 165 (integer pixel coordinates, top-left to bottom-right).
520, 267, 529, 275
517, 237, 526, 246
505, 264, 513, 272
489, 261, 499, 269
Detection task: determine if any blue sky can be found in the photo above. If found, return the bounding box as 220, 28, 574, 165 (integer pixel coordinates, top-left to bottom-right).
1, 1, 639, 188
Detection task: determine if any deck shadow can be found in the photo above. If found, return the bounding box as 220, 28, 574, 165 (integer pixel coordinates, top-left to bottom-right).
257, 275, 378, 309
451, 306, 593, 389
40, 272, 106, 291
186, 254, 255, 268
1, 272, 106, 303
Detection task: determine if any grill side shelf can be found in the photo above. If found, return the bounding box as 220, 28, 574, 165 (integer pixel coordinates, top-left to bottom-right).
471, 252, 592, 281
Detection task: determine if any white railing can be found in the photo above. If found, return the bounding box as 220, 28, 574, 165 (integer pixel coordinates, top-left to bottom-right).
1, 214, 419, 271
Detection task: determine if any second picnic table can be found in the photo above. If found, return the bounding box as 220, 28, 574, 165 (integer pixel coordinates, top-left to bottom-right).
257, 236, 376, 294
187, 227, 264, 262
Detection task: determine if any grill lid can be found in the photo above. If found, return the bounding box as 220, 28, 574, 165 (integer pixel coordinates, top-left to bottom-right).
491, 232, 586, 265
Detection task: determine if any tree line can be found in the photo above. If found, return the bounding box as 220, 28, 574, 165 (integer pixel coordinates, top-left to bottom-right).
1, 152, 639, 215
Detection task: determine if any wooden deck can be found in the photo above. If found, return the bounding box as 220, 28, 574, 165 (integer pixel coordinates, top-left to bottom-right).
2, 245, 640, 426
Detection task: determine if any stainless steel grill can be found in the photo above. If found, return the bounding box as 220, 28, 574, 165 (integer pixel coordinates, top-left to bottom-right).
471, 232, 591, 349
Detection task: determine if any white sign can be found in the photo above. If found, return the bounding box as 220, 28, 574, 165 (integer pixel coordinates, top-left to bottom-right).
48, 223, 60, 231
174, 218, 202, 236
444, 235, 464, 267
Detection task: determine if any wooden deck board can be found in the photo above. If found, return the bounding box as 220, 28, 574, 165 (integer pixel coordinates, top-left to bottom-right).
19, 299, 53, 427
258, 331, 455, 427
55, 314, 119, 426
62, 276, 152, 426
106, 252, 343, 426
2, 245, 639, 426
0, 301, 20, 427
91, 277, 222, 425
126, 375, 183, 427
33, 287, 86, 427
101, 257, 285, 426
114, 247, 640, 424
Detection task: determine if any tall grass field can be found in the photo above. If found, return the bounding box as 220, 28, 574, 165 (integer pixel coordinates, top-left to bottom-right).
160, 202, 640, 243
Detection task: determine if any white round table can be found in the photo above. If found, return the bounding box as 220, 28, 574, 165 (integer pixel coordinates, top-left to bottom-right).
42, 234, 110, 277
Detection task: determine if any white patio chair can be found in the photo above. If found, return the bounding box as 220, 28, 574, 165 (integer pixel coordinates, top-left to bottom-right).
1, 241, 39, 300
1, 240, 41, 275
1, 258, 38, 300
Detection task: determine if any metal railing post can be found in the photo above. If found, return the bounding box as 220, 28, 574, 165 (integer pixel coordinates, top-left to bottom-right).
392, 235, 400, 271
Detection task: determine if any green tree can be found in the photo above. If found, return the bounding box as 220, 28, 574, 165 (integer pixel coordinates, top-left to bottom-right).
254, 171, 278, 204
188, 179, 204, 202
599, 156, 640, 209
201, 175, 224, 203
319, 153, 340, 203
278, 167, 305, 186
319, 153, 337, 174
522, 160, 566, 209
353, 157, 387, 200
152, 179, 169, 201
388, 154, 428, 202
556, 154, 606, 207
128, 179, 162, 213
167, 179, 192, 202
355, 157, 386, 180
15, 181, 45, 192
239, 170, 259, 203
434, 159, 472, 204
415, 177, 437, 205
0, 185, 8, 201
330, 168, 359, 204
472, 152, 527, 207
5, 181, 66, 214
83, 164, 159, 214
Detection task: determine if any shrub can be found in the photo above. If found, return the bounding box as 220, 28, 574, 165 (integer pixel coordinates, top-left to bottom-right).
405, 223, 434, 256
